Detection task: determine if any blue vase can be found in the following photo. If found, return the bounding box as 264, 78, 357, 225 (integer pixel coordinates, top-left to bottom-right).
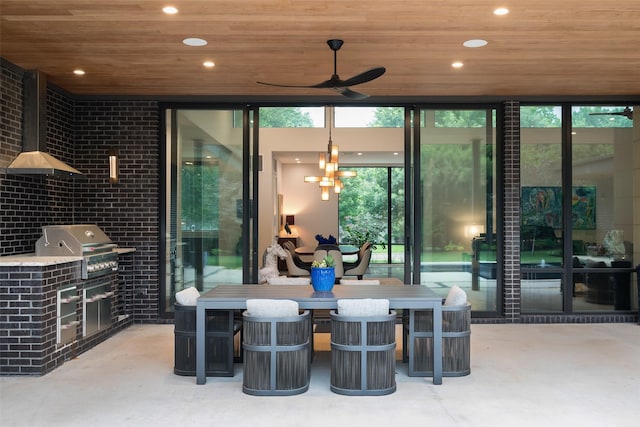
311, 267, 335, 292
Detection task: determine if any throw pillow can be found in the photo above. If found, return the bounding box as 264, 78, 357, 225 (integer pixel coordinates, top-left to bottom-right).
246, 299, 299, 317
175, 286, 200, 306
337, 298, 389, 316
267, 277, 311, 285
444, 285, 467, 306
339, 279, 381, 285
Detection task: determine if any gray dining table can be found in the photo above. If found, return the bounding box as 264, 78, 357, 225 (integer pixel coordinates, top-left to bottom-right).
196, 284, 444, 385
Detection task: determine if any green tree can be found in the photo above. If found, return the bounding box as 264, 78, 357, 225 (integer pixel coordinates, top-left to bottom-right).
259, 107, 314, 127
434, 110, 487, 127
368, 107, 404, 127
520, 106, 561, 127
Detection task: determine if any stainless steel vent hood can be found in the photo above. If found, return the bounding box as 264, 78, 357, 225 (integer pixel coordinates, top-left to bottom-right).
6, 70, 83, 177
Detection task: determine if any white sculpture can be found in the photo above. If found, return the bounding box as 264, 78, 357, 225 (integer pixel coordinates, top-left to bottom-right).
602, 229, 625, 259
258, 242, 289, 283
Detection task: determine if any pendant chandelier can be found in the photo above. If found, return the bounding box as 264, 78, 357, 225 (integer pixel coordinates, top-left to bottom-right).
304, 109, 356, 200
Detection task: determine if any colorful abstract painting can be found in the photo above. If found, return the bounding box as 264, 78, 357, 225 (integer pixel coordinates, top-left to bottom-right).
521, 186, 596, 230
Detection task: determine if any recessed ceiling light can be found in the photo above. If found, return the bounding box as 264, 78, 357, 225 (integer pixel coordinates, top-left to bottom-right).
162, 6, 178, 14
463, 39, 488, 48
73, 69, 85, 75
203, 60, 215, 68
494, 7, 509, 16
183, 38, 207, 47
452, 61, 464, 68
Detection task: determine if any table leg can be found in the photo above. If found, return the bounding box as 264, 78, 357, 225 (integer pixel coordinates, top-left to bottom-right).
432, 303, 443, 385
408, 310, 416, 376
196, 303, 206, 384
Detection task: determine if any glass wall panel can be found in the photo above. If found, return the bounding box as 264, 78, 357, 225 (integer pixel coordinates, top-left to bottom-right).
520, 106, 564, 312
338, 167, 404, 265
571, 106, 634, 312
419, 109, 497, 311
164, 109, 245, 313
334, 106, 404, 127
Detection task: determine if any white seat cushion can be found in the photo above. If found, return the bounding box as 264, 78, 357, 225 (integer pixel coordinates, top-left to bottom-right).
246, 299, 299, 317
337, 298, 389, 316
175, 286, 200, 306
340, 279, 380, 285
267, 276, 311, 285
444, 285, 468, 306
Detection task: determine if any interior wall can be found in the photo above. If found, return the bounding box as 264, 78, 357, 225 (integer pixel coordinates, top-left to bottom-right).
280, 163, 339, 248
256, 125, 404, 257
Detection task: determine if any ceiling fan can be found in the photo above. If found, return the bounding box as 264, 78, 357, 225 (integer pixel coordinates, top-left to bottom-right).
257, 39, 385, 100
588, 106, 633, 120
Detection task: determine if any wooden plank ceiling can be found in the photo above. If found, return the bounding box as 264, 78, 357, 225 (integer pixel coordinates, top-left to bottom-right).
1, 0, 639, 100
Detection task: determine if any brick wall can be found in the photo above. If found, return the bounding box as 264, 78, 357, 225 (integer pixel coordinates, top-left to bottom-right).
502, 100, 521, 323
0, 262, 79, 375
74, 100, 160, 322
0, 63, 78, 254
0, 262, 128, 375
1, 61, 160, 323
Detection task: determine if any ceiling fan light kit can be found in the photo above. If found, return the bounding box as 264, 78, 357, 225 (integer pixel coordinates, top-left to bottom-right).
257, 39, 386, 99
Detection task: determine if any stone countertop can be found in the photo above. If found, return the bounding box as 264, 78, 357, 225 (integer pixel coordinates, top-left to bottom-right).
0, 247, 137, 266
0, 254, 83, 267
114, 247, 136, 255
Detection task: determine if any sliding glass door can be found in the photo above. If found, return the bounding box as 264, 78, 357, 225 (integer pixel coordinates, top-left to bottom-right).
162, 108, 256, 314
417, 108, 498, 312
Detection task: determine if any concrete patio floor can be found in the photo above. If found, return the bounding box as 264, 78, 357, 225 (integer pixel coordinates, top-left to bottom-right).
1, 322, 638, 427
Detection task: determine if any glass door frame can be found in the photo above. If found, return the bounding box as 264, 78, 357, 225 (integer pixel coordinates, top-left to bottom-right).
159, 104, 258, 318
409, 104, 503, 318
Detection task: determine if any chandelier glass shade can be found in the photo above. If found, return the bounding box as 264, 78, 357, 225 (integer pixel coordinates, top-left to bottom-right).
304, 110, 356, 200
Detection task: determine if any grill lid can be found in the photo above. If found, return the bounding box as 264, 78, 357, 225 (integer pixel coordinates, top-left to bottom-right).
35, 224, 116, 257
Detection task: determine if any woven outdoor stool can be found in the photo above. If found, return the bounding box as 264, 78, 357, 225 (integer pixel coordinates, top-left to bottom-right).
330, 299, 396, 396
242, 299, 311, 396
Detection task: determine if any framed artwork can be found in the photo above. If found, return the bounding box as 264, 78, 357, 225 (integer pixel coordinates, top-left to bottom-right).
571, 186, 596, 229
521, 186, 595, 230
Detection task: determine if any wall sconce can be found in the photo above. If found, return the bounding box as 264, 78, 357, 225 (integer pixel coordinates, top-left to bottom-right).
109, 147, 119, 183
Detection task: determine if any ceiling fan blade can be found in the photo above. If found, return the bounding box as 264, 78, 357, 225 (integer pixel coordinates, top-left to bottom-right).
256, 39, 385, 98
257, 81, 323, 89
589, 107, 632, 119
336, 67, 386, 88
336, 87, 370, 100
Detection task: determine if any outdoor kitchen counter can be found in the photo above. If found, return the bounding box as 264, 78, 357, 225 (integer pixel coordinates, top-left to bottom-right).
0, 247, 136, 266
0, 253, 82, 266
114, 247, 136, 255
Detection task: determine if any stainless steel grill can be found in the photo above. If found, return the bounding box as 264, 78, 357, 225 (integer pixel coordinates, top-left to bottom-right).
35, 224, 118, 279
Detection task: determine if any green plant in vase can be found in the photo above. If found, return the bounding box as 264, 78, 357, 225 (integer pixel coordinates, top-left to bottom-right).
311, 255, 335, 291
311, 254, 335, 268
